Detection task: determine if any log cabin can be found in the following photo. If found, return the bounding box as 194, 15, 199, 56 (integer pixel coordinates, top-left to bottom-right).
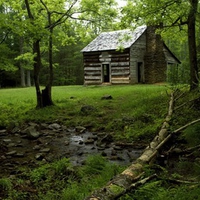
81, 25, 181, 85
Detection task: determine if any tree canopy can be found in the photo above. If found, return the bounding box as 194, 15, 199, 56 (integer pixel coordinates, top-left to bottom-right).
120, 0, 199, 90
0, 0, 118, 107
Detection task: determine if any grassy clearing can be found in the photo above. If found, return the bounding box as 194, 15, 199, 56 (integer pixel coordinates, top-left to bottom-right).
0, 85, 168, 142
1, 85, 200, 199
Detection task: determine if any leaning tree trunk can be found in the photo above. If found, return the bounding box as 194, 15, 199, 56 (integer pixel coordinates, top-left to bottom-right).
188, 0, 198, 91
84, 92, 175, 200
33, 38, 53, 108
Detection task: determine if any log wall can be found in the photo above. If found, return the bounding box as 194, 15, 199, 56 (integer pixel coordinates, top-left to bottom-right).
83, 52, 102, 85
110, 49, 130, 84
129, 32, 146, 83
83, 50, 131, 85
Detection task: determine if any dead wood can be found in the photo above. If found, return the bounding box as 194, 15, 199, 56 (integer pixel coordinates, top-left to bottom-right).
168, 144, 200, 155
173, 118, 200, 134
159, 118, 200, 155
115, 174, 158, 199
160, 177, 199, 185
174, 91, 187, 101
174, 95, 200, 111
84, 91, 200, 200
184, 144, 200, 153
130, 174, 157, 188
84, 92, 175, 200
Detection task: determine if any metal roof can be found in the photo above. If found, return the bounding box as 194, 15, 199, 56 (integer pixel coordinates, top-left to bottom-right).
81, 25, 147, 52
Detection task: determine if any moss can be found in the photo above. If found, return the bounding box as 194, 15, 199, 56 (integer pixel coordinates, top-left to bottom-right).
108, 184, 125, 196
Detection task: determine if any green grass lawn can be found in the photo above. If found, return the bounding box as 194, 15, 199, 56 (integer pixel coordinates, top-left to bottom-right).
0, 85, 168, 142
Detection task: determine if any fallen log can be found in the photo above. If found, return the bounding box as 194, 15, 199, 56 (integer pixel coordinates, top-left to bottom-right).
84, 92, 175, 200
85, 91, 200, 200
115, 174, 158, 199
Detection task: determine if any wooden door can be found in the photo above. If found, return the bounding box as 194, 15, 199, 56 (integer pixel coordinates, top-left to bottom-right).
102, 64, 110, 82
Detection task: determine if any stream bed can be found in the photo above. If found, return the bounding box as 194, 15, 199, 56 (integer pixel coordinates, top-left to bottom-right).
0, 123, 144, 176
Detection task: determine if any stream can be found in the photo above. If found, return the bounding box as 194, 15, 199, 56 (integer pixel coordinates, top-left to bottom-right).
0, 123, 144, 177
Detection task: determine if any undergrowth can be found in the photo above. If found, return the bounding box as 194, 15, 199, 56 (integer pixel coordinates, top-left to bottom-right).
1, 85, 200, 199
0, 155, 125, 200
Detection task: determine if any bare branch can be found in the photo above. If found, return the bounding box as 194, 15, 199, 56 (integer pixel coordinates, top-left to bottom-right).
173, 118, 200, 134
0, 30, 11, 44
174, 96, 200, 110
44, 0, 78, 30
24, 0, 34, 20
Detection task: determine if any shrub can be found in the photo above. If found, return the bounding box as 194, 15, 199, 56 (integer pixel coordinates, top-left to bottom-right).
182, 123, 200, 146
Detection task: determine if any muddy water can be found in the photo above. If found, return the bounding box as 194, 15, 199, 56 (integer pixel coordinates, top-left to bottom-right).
0, 124, 143, 177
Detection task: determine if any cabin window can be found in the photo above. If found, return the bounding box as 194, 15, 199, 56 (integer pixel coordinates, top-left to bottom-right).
102, 64, 110, 82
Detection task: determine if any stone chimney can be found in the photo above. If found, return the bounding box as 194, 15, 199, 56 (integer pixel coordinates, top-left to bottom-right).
144, 26, 167, 83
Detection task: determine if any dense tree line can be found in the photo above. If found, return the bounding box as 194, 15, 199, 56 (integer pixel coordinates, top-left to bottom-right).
0, 0, 118, 89
0, 0, 118, 107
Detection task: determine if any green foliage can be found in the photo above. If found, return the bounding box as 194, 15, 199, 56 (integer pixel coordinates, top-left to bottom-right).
121, 0, 189, 27
121, 181, 200, 200
79, 0, 118, 37
0, 0, 119, 88
81, 155, 107, 175
182, 123, 200, 146
61, 155, 125, 200
61, 183, 86, 200
0, 44, 17, 71
174, 160, 200, 180
29, 164, 50, 183
29, 157, 73, 183
0, 178, 12, 191
0, 155, 125, 200
160, 185, 200, 200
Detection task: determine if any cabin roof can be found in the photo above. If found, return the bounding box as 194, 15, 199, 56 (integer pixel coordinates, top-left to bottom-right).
163, 43, 181, 64
81, 25, 147, 52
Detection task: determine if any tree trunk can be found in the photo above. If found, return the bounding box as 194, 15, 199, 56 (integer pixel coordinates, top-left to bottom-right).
26, 70, 31, 87
41, 12, 54, 107
25, 0, 42, 108
33, 39, 43, 108
19, 37, 26, 87
42, 84, 53, 107
40, 27, 54, 107
20, 66, 26, 87
25, 0, 53, 108
188, 0, 199, 91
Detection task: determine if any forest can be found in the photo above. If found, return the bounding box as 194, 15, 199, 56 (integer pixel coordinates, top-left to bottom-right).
0, 0, 199, 91
0, 0, 200, 200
